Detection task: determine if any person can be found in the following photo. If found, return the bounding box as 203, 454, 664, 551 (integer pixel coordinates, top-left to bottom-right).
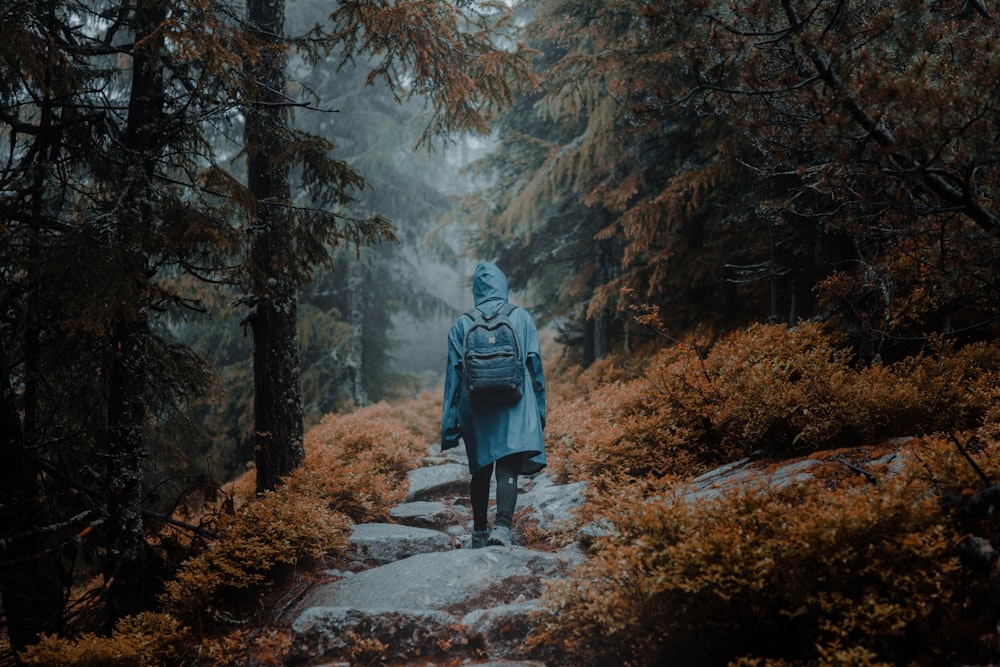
441, 261, 547, 548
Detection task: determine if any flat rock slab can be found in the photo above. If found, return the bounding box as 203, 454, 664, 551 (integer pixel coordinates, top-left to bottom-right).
406, 463, 469, 502
350, 523, 455, 564
681, 457, 822, 504
389, 499, 470, 529
517, 475, 586, 531
462, 600, 541, 658
290, 606, 464, 665
292, 547, 583, 619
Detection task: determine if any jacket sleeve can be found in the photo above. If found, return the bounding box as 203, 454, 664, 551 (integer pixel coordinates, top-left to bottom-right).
440, 321, 464, 449
521, 312, 546, 429
527, 353, 546, 429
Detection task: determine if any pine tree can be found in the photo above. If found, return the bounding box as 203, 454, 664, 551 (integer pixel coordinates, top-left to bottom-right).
2, 0, 259, 642
663, 0, 1000, 354
447, 0, 746, 361
243, 0, 309, 493
241, 0, 538, 490
101, 0, 169, 619
463, 0, 1000, 356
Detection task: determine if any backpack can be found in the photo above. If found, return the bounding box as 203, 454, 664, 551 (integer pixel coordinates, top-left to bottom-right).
462, 302, 524, 406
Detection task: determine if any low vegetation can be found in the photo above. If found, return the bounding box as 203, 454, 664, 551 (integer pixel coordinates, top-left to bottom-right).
18, 393, 439, 666
545, 322, 999, 486
531, 322, 1000, 666
18, 324, 1000, 666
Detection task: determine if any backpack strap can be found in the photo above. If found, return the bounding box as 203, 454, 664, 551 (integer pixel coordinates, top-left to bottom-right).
463, 302, 517, 322
496, 302, 518, 320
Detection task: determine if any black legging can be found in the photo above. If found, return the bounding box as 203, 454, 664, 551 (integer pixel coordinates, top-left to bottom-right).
471, 453, 522, 532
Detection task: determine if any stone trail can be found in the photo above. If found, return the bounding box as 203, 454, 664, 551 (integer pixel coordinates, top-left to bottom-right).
282, 444, 587, 667
281, 437, 862, 666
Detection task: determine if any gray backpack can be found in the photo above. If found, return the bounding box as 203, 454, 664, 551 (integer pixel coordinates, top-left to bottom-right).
462, 303, 524, 405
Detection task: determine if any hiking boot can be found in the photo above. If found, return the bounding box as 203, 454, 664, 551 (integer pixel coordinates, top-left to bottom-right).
487, 525, 512, 547
471, 529, 489, 549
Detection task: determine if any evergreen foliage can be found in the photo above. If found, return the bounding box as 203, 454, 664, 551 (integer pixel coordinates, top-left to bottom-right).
461, 0, 1000, 360
6, 0, 1000, 663
0, 0, 535, 650
1, 0, 253, 642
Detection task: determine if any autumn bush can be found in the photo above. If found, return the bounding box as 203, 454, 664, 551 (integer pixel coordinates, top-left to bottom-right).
161, 399, 429, 621
159, 489, 353, 622
533, 321, 1000, 666
19, 613, 188, 667
546, 322, 1000, 485
293, 399, 432, 521
21, 396, 433, 665
527, 459, 970, 666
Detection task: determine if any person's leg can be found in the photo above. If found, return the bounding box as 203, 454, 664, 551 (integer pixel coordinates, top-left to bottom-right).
488, 454, 522, 546
470, 462, 493, 547
493, 454, 521, 528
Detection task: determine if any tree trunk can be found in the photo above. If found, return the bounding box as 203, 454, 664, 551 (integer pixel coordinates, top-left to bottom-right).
0, 338, 64, 652
245, 0, 305, 493
347, 259, 368, 407
583, 238, 615, 366
249, 277, 305, 493
105, 314, 150, 620
1, 7, 70, 643
582, 303, 613, 367
793, 215, 816, 321
102, 0, 168, 620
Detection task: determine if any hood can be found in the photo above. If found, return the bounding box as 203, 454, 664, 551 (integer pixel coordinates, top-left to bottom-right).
472, 261, 509, 308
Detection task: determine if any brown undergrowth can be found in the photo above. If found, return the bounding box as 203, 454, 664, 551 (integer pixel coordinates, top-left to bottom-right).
19, 392, 440, 666
545, 322, 998, 486
528, 323, 1000, 666
20, 323, 1000, 666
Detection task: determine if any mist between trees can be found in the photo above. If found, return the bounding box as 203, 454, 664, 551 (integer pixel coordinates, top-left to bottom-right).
1, 0, 999, 662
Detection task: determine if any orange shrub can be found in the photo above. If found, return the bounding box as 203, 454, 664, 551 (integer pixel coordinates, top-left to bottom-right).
528, 469, 963, 666
546, 322, 1000, 483
707, 326, 999, 455
20, 613, 188, 666
345, 390, 443, 446
22, 396, 437, 666
160, 489, 351, 622
546, 351, 650, 405
162, 399, 431, 623
534, 318, 1000, 667
545, 356, 709, 487
227, 398, 431, 521
706, 322, 858, 448
195, 627, 292, 667
299, 400, 430, 522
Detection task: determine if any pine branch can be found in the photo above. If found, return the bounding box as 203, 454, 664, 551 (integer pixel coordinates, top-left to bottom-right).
143, 510, 218, 540
950, 433, 991, 487
778, 0, 999, 235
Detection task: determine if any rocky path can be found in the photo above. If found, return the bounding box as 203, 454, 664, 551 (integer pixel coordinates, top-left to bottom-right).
276, 435, 894, 665
282, 444, 587, 666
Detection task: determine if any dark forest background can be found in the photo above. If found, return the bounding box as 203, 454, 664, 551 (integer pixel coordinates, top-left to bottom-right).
2, 0, 999, 664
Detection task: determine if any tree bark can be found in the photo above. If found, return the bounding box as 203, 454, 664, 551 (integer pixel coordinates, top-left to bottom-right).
245, 0, 305, 493
102, 0, 168, 620
0, 339, 64, 652
347, 259, 368, 407
1, 4, 70, 644
105, 314, 150, 621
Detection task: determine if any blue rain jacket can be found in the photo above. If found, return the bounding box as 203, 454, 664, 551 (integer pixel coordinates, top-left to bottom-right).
441, 262, 547, 475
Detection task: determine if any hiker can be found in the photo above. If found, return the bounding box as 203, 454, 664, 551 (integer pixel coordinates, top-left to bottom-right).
441, 261, 547, 548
